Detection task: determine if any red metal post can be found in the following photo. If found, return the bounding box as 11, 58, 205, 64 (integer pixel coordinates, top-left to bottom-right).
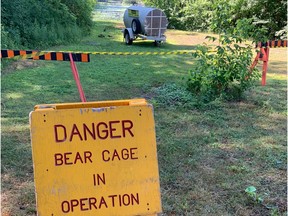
261, 47, 269, 86
250, 51, 261, 71
69, 53, 87, 102
250, 45, 270, 86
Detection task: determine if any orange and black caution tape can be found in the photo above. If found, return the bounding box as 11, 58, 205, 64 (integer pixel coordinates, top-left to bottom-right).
256, 40, 287, 48
1, 49, 198, 59
0, 50, 90, 62
81, 50, 197, 55
1, 41, 285, 61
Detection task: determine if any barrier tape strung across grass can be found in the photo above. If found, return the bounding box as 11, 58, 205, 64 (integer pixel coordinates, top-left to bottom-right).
1, 49, 198, 61
62, 50, 197, 56
256, 40, 287, 48
1, 50, 47, 60
1, 40, 286, 61
3, 40, 285, 62
0, 50, 90, 62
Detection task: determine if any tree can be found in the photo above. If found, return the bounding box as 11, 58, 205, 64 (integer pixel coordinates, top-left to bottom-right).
60, 0, 96, 33
233, 0, 287, 39
1, 0, 96, 49
142, 0, 287, 39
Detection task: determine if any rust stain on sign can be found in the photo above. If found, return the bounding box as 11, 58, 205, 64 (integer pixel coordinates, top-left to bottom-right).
29, 99, 162, 216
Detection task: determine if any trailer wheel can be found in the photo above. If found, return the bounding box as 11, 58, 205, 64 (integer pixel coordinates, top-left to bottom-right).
154, 40, 162, 46
131, 19, 141, 34
124, 32, 133, 45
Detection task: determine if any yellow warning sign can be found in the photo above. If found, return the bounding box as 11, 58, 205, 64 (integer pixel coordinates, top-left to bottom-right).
29, 99, 162, 216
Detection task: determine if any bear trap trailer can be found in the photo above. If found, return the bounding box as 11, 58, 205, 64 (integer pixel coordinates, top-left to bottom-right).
123, 6, 168, 46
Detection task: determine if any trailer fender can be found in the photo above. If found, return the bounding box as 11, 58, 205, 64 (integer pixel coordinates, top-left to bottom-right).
123, 28, 134, 45
123, 28, 134, 39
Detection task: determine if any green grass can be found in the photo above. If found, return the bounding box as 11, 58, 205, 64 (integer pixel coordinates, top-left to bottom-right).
1, 18, 287, 216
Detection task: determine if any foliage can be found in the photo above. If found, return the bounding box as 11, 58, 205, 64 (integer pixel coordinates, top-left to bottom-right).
1, 24, 20, 49
210, 1, 269, 43
141, 0, 206, 30
187, 4, 261, 102
180, 0, 213, 31
275, 25, 288, 40
60, 0, 96, 33
245, 186, 264, 204
1, 0, 96, 49
142, 0, 287, 39
187, 40, 259, 102
233, 0, 287, 39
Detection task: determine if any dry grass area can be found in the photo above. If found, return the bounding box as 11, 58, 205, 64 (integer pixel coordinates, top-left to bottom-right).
166, 30, 219, 46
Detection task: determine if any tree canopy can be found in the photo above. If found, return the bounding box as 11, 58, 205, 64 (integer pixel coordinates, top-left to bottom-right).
142, 0, 287, 40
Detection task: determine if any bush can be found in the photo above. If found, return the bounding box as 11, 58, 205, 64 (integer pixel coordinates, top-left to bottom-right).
1, 0, 96, 49
187, 39, 260, 102
60, 0, 96, 33
187, 7, 261, 102
1, 24, 20, 49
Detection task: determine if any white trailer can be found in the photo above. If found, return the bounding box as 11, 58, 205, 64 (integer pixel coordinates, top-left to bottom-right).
123, 6, 168, 45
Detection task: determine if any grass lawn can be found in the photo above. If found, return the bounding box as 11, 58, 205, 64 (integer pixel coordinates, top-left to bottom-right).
1, 17, 287, 216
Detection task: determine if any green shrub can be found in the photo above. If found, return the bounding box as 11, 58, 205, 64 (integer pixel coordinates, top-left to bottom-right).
187, 36, 260, 102
187, 4, 262, 102
60, 0, 96, 33
1, 24, 21, 49
1, 0, 96, 49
